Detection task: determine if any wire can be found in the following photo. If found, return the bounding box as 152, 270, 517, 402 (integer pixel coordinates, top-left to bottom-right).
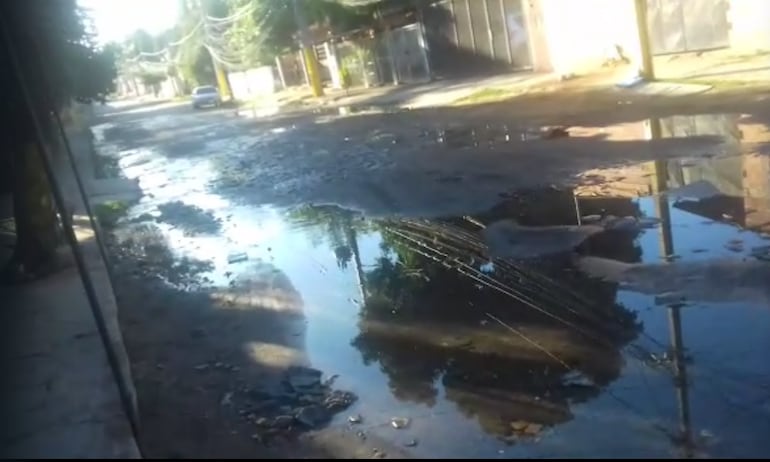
205, 2, 255, 23
168, 21, 202, 47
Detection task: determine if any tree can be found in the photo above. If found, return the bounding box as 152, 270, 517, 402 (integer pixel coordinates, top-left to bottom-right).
0, 0, 117, 280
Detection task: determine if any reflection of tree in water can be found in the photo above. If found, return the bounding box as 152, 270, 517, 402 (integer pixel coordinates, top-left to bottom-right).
352, 193, 644, 438
288, 205, 374, 270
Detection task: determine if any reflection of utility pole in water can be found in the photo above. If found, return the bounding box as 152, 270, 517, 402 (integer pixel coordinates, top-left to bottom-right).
344, 220, 368, 304
648, 118, 694, 457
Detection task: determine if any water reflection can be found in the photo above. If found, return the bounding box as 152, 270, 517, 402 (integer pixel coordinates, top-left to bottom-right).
285, 169, 770, 456
104, 109, 770, 457
575, 116, 770, 458
288, 194, 646, 441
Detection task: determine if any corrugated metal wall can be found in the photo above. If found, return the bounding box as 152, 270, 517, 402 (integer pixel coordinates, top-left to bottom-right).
423, 0, 532, 78
646, 0, 730, 55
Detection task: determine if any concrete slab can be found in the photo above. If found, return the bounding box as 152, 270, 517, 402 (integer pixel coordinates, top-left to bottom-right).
0, 125, 140, 458
0, 266, 139, 459
625, 81, 713, 96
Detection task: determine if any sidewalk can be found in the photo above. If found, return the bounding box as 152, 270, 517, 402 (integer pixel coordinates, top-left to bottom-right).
254, 71, 557, 113
655, 49, 770, 83
323, 72, 557, 109
0, 107, 141, 458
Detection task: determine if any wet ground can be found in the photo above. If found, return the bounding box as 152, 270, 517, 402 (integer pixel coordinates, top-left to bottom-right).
95, 101, 770, 458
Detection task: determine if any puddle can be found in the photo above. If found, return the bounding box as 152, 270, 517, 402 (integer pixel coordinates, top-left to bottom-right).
101, 112, 770, 458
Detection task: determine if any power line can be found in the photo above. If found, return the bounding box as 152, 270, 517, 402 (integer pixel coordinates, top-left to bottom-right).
205, 2, 256, 23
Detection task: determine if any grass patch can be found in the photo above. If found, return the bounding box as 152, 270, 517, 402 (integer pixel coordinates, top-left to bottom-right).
453, 87, 518, 106
663, 77, 770, 92
94, 200, 130, 229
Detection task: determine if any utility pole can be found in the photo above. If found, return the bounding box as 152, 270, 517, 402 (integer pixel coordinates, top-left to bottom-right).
292, 0, 324, 97
198, 0, 232, 99
634, 0, 656, 80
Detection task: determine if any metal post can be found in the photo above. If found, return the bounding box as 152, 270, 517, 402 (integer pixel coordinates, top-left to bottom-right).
667, 305, 694, 457
385, 28, 400, 84
483, 0, 496, 59
634, 0, 656, 80
649, 118, 673, 258
448, 0, 460, 45
274, 55, 287, 89
649, 117, 693, 457
466, 0, 477, 52
500, 0, 513, 64
416, 13, 433, 81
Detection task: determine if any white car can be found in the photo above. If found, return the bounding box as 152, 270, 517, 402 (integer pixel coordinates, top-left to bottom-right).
191, 85, 221, 109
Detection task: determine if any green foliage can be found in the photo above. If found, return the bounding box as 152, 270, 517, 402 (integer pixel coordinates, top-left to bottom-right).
0, 1, 119, 107
94, 200, 130, 229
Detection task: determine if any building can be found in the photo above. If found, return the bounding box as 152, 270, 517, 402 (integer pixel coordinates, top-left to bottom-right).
421, 0, 770, 79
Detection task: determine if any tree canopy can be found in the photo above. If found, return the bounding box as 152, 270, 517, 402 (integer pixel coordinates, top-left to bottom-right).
120, 0, 417, 88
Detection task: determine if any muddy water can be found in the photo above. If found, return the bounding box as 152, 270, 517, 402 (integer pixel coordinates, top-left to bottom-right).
100, 112, 770, 458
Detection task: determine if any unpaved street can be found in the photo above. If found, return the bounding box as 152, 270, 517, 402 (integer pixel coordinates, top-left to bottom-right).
95, 96, 770, 458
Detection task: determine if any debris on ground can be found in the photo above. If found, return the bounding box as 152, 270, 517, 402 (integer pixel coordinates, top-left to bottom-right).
391, 417, 410, 429
231, 366, 358, 443
510, 421, 544, 436
221, 392, 233, 406
404, 439, 418, 447
348, 414, 363, 424
540, 126, 570, 140
227, 251, 249, 264
510, 421, 528, 432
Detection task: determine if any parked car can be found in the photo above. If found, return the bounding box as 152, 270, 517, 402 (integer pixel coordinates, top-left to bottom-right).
191, 85, 221, 109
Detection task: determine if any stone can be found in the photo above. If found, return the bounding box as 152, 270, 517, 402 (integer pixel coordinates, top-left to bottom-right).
523, 423, 543, 435
510, 421, 528, 432
348, 414, 363, 424
404, 439, 418, 447
255, 417, 270, 427
391, 417, 410, 429
323, 390, 357, 411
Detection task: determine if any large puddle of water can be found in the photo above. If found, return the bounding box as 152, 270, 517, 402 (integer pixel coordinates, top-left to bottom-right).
101, 113, 770, 458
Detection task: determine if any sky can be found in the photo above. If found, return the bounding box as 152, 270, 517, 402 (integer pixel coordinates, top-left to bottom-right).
78, 0, 181, 44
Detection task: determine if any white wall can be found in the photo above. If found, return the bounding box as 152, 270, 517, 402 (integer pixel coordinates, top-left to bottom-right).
728, 0, 770, 52
228, 66, 277, 101
537, 0, 642, 76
